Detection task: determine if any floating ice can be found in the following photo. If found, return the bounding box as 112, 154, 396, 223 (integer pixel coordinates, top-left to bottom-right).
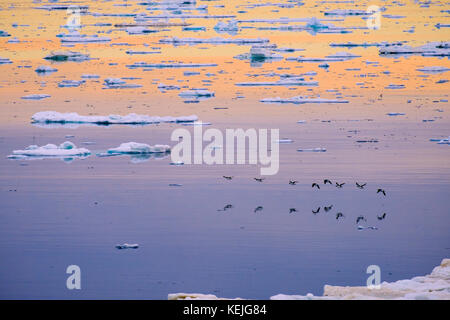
179, 89, 215, 98
81, 74, 100, 79
379, 42, 450, 57
8, 141, 90, 158
60, 33, 111, 43
416, 66, 450, 74
127, 62, 217, 69
58, 80, 85, 88
21, 94, 50, 100
35, 65, 57, 73
0, 57, 13, 64
31, 111, 198, 125
297, 148, 327, 152
170, 259, 450, 300
159, 37, 269, 45
387, 112, 406, 116
236, 78, 318, 86
107, 142, 170, 154
0, 30, 11, 37
261, 96, 349, 104
103, 78, 142, 89
214, 19, 239, 35
44, 51, 90, 62
436, 136, 450, 144
385, 84, 405, 89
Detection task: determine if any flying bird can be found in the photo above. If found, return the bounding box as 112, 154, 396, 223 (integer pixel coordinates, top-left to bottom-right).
356, 215, 366, 224
336, 212, 344, 220
254, 206, 263, 213
377, 213, 387, 220
312, 207, 320, 214
324, 205, 333, 212
218, 204, 233, 211
289, 180, 298, 185
289, 208, 298, 214
336, 182, 345, 188
254, 178, 265, 182
324, 179, 332, 185
356, 182, 367, 189
377, 189, 386, 196
223, 176, 233, 180
312, 183, 320, 189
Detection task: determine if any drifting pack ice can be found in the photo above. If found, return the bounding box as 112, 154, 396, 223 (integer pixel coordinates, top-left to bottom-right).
31, 111, 198, 125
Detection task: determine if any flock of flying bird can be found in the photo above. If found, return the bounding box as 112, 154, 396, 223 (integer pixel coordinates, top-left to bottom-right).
220, 176, 388, 227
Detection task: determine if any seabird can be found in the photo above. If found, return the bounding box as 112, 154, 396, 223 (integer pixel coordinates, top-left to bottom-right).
336, 182, 345, 188
377, 189, 386, 196
377, 213, 387, 220
289, 180, 298, 185
289, 208, 297, 214
223, 176, 233, 180
254, 206, 263, 213
312, 207, 320, 214
254, 178, 265, 182
324, 179, 332, 185
324, 205, 333, 212
356, 182, 367, 189
218, 204, 233, 211
312, 183, 320, 189
336, 212, 344, 220
356, 215, 366, 223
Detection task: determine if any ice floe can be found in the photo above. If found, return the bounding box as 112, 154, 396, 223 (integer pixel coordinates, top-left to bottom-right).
106, 142, 170, 154
31, 111, 198, 125
35, 65, 58, 74
103, 78, 142, 89
8, 141, 90, 159
21, 94, 50, 100
44, 51, 91, 62
169, 259, 450, 300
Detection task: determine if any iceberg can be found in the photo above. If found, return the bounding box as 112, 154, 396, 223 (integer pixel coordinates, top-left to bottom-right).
107, 142, 170, 154
31, 111, 199, 126
8, 141, 90, 158
236, 79, 318, 87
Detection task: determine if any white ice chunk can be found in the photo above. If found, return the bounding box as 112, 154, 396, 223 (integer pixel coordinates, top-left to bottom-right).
8, 141, 90, 158
31, 111, 198, 125
107, 142, 170, 154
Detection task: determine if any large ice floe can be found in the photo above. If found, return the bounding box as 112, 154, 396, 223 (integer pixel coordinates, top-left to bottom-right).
8, 141, 90, 159
169, 259, 450, 300
31, 111, 198, 126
